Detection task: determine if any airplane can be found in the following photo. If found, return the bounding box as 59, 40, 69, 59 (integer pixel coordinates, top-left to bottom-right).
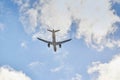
37, 29, 72, 52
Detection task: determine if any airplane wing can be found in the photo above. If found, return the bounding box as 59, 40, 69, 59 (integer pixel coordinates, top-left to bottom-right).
37, 37, 52, 44
56, 39, 72, 45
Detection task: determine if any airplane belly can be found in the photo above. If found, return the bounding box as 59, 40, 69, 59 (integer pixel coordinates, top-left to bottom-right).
53, 44, 57, 52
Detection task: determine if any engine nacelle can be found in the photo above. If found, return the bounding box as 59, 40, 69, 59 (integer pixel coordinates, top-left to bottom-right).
48, 43, 50, 47
59, 44, 61, 48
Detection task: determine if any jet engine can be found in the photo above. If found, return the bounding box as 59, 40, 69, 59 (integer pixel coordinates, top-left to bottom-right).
59, 44, 61, 48
48, 43, 50, 47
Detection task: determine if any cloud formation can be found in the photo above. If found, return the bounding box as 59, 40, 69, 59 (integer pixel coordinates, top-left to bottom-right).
28, 61, 44, 69
28, 61, 45, 74
0, 66, 31, 80
13, 0, 120, 50
71, 73, 82, 80
21, 41, 27, 48
0, 23, 5, 31
50, 65, 64, 72
88, 54, 120, 80
112, 0, 120, 3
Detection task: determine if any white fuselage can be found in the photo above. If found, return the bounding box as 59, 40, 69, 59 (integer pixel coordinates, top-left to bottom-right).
52, 30, 57, 51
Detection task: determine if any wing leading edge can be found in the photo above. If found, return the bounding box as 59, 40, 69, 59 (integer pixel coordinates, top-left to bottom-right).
37, 37, 52, 44
56, 39, 72, 45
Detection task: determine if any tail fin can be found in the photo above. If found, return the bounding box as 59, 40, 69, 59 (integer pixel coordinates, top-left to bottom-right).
47, 29, 60, 32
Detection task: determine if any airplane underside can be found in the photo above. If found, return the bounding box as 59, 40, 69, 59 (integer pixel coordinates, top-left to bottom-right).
37, 29, 71, 52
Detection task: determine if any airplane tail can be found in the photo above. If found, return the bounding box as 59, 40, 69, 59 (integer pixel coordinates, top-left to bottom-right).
47, 29, 52, 32
55, 30, 60, 32
47, 29, 60, 32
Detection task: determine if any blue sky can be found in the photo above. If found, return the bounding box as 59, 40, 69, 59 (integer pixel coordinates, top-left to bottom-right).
0, 0, 120, 80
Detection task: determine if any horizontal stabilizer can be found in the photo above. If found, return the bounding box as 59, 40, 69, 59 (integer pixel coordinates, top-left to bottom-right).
47, 29, 53, 32
47, 29, 60, 32
55, 30, 60, 32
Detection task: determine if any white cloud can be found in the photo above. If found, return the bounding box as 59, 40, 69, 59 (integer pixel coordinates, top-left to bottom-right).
54, 51, 69, 64
50, 65, 64, 72
52, 51, 76, 78
112, 0, 120, 3
71, 73, 82, 80
20, 8, 38, 33
88, 54, 120, 80
21, 41, 27, 48
29, 61, 44, 68
28, 61, 45, 72
12, 0, 23, 5
28, 61, 47, 75
0, 66, 31, 80
13, 0, 120, 51
13, 0, 37, 33
0, 23, 5, 31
